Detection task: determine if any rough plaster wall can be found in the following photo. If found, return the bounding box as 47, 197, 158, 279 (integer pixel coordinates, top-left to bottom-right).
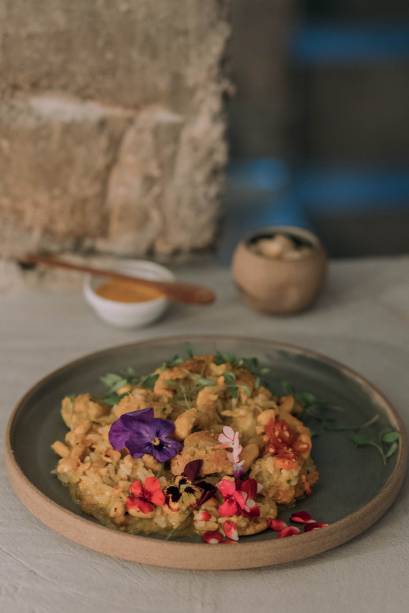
0, 95, 132, 251
0, 0, 230, 258
0, 0, 228, 111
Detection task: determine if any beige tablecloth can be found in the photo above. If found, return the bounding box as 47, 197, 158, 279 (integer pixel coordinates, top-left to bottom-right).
1, 257, 408, 613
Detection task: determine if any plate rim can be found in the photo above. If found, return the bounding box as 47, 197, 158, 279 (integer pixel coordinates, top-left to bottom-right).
5, 334, 408, 570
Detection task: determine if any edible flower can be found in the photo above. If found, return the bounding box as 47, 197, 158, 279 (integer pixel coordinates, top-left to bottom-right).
202, 531, 224, 544
289, 510, 315, 525
265, 418, 310, 469
269, 510, 328, 538
221, 520, 239, 541
303, 522, 328, 532
276, 526, 301, 538
196, 509, 212, 522
126, 476, 165, 514
217, 477, 260, 518
166, 477, 201, 511
201, 520, 240, 544
269, 518, 287, 532
218, 426, 244, 476
109, 408, 182, 462
218, 426, 242, 464
183, 460, 217, 506
166, 460, 217, 511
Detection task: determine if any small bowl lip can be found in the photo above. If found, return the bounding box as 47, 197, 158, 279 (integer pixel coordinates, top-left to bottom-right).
83, 259, 174, 311
240, 225, 324, 262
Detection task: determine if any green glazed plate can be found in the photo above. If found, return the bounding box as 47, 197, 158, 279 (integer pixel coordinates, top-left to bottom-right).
5, 336, 408, 570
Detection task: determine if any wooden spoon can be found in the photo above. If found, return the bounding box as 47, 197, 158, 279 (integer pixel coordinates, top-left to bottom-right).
20, 254, 216, 305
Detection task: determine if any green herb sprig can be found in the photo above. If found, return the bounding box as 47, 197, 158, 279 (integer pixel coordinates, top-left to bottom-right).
160, 354, 184, 370
324, 414, 379, 432
159, 344, 198, 370
351, 429, 400, 465
214, 352, 269, 391
275, 379, 400, 465
222, 371, 251, 399
100, 369, 159, 406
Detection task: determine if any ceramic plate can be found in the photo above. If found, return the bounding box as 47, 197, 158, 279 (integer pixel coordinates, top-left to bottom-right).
5, 336, 407, 570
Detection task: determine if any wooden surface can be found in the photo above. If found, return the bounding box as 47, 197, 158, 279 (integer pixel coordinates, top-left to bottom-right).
1, 257, 409, 610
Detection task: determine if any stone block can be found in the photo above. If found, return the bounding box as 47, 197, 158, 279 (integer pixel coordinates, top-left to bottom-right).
0, 94, 132, 256
0, 0, 230, 113
99, 102, 226, 255
0, 94, 226, 258
0, 0, 229, 258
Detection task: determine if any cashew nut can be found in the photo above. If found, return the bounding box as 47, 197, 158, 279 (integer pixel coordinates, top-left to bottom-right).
241, 442, 260, 471
174, 408, 198, 440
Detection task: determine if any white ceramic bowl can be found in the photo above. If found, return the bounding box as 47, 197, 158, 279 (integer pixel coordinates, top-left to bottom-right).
83, 260, 174, 328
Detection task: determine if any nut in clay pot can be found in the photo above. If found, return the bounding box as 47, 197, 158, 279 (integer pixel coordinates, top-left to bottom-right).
232, 226, 327, 315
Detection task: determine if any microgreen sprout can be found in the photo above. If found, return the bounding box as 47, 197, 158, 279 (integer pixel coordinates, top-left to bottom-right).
351, 429, 400, 464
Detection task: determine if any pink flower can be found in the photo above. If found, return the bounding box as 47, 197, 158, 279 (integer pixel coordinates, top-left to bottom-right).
217, 477, 260, 518
290, 510, 328, 532
277, 526, 301, 538
196, 510, 212, 522
126, 476, 165, 514
239, 479, 260, 517
303, 522, 328, 532
222, 520, 239, 541
269, 510, 329, 538
289, 511, 315, 525
201, 521, 240, 545
218, 478, 243, 516
269, 518, 288, 532
218, 426, 242, 465
233, 462, 245, 478
202, 531, 224, 544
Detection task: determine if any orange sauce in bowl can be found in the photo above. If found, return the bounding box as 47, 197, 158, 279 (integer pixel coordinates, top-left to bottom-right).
95, 279, 164, 303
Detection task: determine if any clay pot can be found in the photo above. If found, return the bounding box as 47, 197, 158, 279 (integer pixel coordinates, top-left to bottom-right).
232, 226, 327, 314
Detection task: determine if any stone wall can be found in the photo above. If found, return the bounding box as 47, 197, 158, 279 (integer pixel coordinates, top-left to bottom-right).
0, 0, 230, 258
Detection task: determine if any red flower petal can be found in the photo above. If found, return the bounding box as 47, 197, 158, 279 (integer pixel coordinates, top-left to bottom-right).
303, 522, 329, 532
243, 500, 260, 518
126, 497, 154, 514
233, 490, 247, 510
219, 498, 239, 517
217, 478, 236, 498
129, 480, 143, 497
222, 520, 239, 542
202, 531, 224, 544
182, 459, 203, 482
269, 519, 288, 532
277, 526, 301, 538
290, 511, 315, 524
150, 489, 165, 507
144, 476, 162, 494
239, 478, 258, 500
196, 510, 212, 521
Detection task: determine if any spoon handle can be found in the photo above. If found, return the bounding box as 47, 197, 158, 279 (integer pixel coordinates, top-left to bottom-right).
21, 254, 216, 305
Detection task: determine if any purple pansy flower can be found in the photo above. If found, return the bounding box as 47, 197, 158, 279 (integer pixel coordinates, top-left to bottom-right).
182, 460, 217, 506
109, 408, 182, 463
